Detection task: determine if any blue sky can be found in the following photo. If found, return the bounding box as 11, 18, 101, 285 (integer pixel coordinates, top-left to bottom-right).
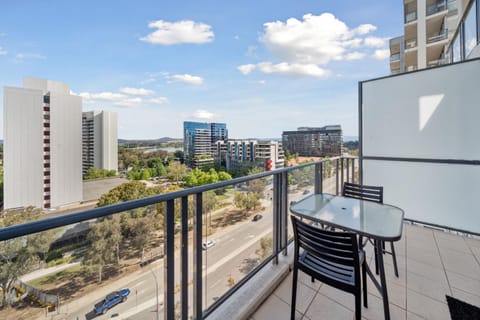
0, 0, 403, 139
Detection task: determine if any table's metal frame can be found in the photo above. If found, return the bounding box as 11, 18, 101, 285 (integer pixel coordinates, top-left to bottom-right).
290, 194, 404, 320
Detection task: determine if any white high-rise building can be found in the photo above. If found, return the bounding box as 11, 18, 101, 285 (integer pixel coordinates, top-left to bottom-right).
82, 110, 118, 175
3, 77, 83, 209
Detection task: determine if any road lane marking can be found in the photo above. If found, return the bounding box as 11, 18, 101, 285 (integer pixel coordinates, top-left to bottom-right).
117, 294, 164, 319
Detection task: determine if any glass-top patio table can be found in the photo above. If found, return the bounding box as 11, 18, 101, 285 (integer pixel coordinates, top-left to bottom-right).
290, 193, 405, 320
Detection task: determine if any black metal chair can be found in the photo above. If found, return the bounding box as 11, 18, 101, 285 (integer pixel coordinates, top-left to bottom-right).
290, 216, 367, 320
342, 182, 399, 277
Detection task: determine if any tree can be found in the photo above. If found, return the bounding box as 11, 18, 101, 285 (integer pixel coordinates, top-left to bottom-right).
246, 168, 267, 198
233, 192, 260, 214
256, 237, 273, 259
167, 162, 188, 183
83, 217, 122, 283
84, 167, 117, 180
0, 207, 53, 307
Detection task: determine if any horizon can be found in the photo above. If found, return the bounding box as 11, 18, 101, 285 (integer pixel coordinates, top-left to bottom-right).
0, 0, 403, 139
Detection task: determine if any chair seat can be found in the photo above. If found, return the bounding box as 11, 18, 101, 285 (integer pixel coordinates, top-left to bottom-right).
299, 250, 365, 287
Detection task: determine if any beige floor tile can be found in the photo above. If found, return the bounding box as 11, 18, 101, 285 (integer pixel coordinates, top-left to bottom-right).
252, 293, 302, 320
406, 245, 442, 267
406, 289, 450, 320
446, 271, 480, 297
406, 258, 448, 284
406, 271, 451, 303
274, 273, 317, 314
305, 293, 355, 320
406, 311, 425, 320
451, 287, 480, 308
298, 271, 322, 291
440, 248, 480, 280
318, 284, 355, 312
464, 236, 480, 249
435, 235, 471, 254
366, 272, 406, 309
361, 293, 406, 320
405, 225, 433, 240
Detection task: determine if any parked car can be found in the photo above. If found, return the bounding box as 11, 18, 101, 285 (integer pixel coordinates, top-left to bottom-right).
303, 189, 311, 195
202, 239, 216, 250
252, 214, 263, 222
94, 288, 130, 315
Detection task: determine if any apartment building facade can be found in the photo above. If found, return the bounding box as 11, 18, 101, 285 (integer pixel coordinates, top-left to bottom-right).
82, 110, 118, 175
390, 0, 480, 73
282, 125, 343, 157
3, 77, 83, 209
215, 139, 284, 172
183, 121, 228, 168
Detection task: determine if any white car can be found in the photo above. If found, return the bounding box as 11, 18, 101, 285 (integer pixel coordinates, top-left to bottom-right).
202, 239, 216, 250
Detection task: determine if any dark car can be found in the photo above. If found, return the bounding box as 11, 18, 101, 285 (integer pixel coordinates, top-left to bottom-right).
252, 214, 263, 222
94, 288, 130, 315
303, 189, 310, 195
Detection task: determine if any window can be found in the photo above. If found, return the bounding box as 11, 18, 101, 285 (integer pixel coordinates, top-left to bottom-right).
463, 1, 478, 57
452, 32, 462, 62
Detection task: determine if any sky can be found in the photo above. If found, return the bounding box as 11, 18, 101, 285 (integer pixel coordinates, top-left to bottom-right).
0, 0, 403, 139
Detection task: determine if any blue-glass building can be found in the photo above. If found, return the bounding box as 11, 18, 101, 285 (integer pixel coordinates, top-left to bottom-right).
183, 121, 228, 168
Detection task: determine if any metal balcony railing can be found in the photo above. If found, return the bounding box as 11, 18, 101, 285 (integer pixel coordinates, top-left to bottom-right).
405, 11, 417, 23
405, 38, 417, 49
390, 53, 401, 62
427, 28, 448, 44
0, 156, 358, 319
427, 0, 447, 16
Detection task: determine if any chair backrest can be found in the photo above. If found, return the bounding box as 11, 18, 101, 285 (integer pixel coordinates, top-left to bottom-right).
342, 182, 383, 203
291, 216, 360, 288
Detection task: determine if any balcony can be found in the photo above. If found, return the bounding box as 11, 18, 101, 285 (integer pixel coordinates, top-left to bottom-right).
427, 0, 447, 16
389, 53, 401, 62
404, 11, 417, 24
405, 38, 417, 50
427, 28, 448, 44
1, 60, 479, 320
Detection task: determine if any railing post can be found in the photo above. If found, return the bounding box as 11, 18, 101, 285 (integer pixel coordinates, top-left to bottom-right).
336, 159, 340, 195
164, 199, 175, 320
340, 157, 344, 187
273, 173, 281, 264
193, 193, 203, 319
281, 171, 288, 256
181, 196, 189, 320
315, 162, 323, 194
351, 158, 356, 184
346, 158, 350, 183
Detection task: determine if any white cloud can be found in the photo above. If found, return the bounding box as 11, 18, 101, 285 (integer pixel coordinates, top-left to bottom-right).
237, 64, 256, 75
257, 62, 330, 78
119, 87, 154, 96
79, 92, 127, 101
260, 13, 377, 65
15, 53, 46, 60
193, 109, 215, 120
364, 36, 387, 48
140, 20, 214, 45
245, 45, 258, 58
114, 97, 142, 108
149, 97, 169, 105
345, 52, 365, 60
0, 47, 6, 55
172, 74, 204, 85
373, 49, 390, 60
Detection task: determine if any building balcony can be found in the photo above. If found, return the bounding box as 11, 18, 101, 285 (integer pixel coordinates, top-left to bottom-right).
390, 52, 401, 62
405, 38, 417, 50
426, 0, 447, 16
404, 11, 417, 24
427, 28, 448, 44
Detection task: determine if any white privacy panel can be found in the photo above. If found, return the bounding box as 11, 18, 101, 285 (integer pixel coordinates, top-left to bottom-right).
362, 60, 480, 160
363, 160, 480, 233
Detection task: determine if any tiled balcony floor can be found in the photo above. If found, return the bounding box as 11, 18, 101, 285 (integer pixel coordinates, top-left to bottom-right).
251, 223, 480, 320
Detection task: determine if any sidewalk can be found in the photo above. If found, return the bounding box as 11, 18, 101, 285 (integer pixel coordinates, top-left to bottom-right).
21, 261, 81, 283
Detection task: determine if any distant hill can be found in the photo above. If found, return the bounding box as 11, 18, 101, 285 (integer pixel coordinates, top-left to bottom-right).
118, 137, 182, 144
343, 136, 358, 142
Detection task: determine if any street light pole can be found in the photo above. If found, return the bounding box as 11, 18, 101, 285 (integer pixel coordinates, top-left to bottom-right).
150, 269, 160, 320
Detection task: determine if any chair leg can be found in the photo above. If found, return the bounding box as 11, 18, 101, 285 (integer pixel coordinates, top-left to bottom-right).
374, 240, 379, 275
362, 259, 368, 308
291, 267, 298, 320
311, 276, 315, 283
391, 241, 399, 277
355, 292, 361, 320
